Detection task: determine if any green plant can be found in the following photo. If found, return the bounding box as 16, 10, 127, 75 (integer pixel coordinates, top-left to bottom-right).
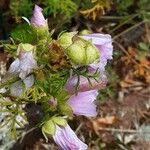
43, 0, 78, 22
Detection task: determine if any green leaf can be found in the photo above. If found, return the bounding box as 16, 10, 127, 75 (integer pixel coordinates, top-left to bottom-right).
138, 42, 149, 51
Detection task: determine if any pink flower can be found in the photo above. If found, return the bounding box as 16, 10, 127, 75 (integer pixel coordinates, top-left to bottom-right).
53, 124, 88, 150
80, 33, 113, 71
65, 73, 107, 94
9, 51, 37, 79
31, 5, 47, 27
67, 90, 98, 117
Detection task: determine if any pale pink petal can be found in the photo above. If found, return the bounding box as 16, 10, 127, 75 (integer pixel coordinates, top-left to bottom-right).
80, 33, 113, 71
31, 5, 47, 27
23, 75, 34, 88
53, 125, 88, 150
65, 74, 107, 94
67, 90, 98, 117
9, 58, 20, 74
19, 52, 37, 79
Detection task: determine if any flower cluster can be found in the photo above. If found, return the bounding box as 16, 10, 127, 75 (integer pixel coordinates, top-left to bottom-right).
1, 5, 113, 150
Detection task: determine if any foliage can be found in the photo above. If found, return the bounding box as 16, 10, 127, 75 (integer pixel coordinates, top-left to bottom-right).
80, 0, 112, 20
9, 0, 33, 18
9, 0, 78, 26
43, 0, 78, 21
11, 24, 36, 43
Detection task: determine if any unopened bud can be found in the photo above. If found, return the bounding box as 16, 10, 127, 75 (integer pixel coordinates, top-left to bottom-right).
58, 32, 78, 49
65, 39, 99, 65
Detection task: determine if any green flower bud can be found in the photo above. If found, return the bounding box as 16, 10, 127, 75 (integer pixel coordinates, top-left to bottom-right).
42, 120, 55, 141
79, 29, 92, 35
52, 117, 67, 126
32, 25, 49, 41
65, 39, 100, 65
17, 43, 36, 53
58, 32, 78, 49
85, 42, 100, 64
66, 42, 86, 65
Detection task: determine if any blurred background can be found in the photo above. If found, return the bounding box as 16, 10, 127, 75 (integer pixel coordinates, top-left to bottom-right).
0, 0, 150, 149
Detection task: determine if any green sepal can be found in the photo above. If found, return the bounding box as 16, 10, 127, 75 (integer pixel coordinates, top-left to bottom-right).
58, 31, 78, 49
42, 120, 55, 141
65, 42, 86, 65
31, 25, 50, 41
58, 103, 73, 115
17, 43, 36, 54
52, 117, 67, 126
56, 90, 70, 102
85, 42, 100, 64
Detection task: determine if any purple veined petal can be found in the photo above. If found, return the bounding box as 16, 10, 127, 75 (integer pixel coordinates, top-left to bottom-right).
19, 52, 37, 79
65, 73, 107, 94
80, 33, 112, 45
67, 90, 98, 117
31, 5, 47, 27
53, 125, 88, 150
23, 75, 34, 89
8, 58, 20, 74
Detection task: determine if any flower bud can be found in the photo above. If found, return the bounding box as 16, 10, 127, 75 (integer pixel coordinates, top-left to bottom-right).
65, 41, 86, 65
65, 39, 100, 65
52, 117, 67, 126
85, 42, 100, 64
42, 117, 67, 141
42, 120, 55, 137
17, 43, 36, 54
79, 29, 92, 35
31, 5, 47, 27
58, 103, 72, 115
31, 5, 49, 40
57, 32, 78, 49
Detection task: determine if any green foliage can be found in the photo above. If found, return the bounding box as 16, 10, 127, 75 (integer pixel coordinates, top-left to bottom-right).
36, 71, 69, 98
9, 0, 33, 17
43, 0, 78, 21
114, 0, 134, 15
11, 24, 36, 43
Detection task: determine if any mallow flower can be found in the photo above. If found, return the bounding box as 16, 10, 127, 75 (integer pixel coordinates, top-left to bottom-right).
53, 124, 88, 150
67, 90, 98, 117
31, 5, 47, 27
80, 33, 113, 71
9, 43, 37, 79
65, 73, 107, 94
42, 117, 88, 150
